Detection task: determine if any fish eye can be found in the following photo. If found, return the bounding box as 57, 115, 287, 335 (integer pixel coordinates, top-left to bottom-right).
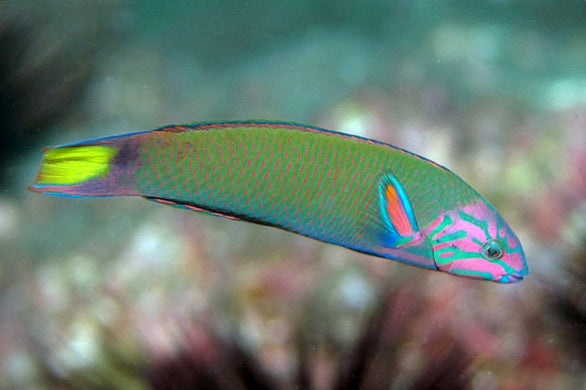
482, 239, 504, 260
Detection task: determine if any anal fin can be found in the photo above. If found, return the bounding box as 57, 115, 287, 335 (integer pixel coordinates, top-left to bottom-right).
144, 197, 242, 221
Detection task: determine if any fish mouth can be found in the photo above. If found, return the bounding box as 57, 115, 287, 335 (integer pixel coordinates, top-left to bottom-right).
499, 274, 524, 283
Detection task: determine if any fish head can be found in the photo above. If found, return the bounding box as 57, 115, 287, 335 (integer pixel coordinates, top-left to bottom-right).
423, 201, 528, 283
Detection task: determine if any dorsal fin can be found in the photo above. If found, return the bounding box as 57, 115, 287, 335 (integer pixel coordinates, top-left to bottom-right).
378, 173, 420, 246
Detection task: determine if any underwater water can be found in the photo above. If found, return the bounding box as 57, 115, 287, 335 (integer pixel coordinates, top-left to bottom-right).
0, 1, 584, 389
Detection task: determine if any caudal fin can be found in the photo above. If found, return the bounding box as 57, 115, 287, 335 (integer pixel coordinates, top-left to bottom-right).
29, 144, 121, 197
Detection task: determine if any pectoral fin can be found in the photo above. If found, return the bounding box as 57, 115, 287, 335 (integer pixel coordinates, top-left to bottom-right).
378, 173, 420, 245
371, 173, 436, 268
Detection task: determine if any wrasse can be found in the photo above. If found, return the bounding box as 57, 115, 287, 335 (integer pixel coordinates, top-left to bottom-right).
30, 121, 528, 283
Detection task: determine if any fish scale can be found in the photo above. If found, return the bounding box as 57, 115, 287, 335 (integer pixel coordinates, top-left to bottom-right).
133, 126, 454, 249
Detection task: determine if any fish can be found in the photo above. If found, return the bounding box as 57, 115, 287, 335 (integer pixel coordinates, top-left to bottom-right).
29, 121, 528, 283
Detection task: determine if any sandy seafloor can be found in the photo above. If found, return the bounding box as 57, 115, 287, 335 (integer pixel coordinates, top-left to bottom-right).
0, 1, 585, 389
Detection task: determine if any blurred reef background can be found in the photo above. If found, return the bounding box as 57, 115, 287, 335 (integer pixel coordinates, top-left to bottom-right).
1, 1, 585, 389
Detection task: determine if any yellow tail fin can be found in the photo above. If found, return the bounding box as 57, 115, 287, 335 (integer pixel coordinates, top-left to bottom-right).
35, 146, 118, 186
